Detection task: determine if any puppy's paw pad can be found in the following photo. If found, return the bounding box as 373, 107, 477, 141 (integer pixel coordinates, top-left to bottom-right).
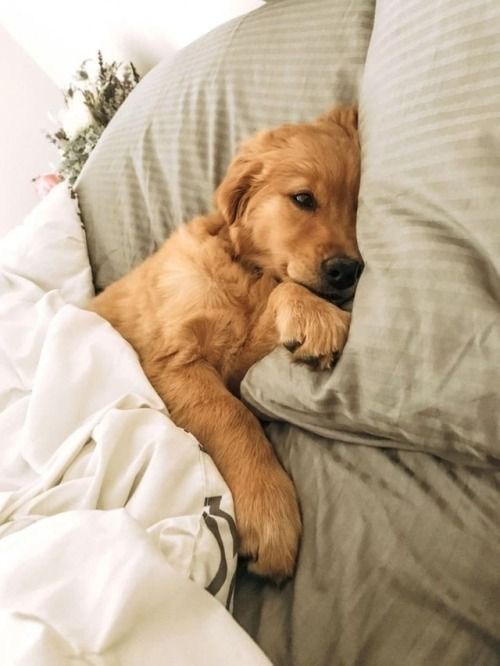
296, 354, 321, 369
293, 349, 340, 371
283, 339, 302, 353
327, 351, 340, 368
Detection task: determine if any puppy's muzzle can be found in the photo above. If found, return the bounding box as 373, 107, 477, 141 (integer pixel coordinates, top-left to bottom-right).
321, 256, 363, 302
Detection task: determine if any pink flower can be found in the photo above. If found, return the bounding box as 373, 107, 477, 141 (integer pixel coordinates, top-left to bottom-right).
33, 173, 63, 198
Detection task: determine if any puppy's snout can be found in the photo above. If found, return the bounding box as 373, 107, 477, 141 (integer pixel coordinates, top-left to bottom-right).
321, 256, 363, 289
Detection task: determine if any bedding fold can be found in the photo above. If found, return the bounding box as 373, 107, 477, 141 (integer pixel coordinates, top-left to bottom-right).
0, 184, 269, 665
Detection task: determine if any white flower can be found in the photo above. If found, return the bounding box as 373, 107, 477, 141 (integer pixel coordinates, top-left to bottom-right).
58, 90, 94, 139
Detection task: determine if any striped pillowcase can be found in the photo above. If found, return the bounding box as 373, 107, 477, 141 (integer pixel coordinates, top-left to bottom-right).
76, 0, 375, 290
243, 0, 500, 464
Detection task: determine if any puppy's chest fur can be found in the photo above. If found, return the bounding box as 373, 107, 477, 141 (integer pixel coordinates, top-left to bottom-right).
89, 215, 278, 393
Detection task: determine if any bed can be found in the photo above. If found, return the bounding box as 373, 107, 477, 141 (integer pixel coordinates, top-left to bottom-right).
2, 0, 499, 663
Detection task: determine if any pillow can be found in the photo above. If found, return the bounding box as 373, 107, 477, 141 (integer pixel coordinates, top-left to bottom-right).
76, 0, 375, 290
242, 0, 500, 465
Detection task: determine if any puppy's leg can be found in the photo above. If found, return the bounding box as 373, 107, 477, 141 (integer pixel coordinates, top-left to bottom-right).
148, 360, 301, 581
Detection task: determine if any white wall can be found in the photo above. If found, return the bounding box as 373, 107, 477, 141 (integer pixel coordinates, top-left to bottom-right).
0, 25, 62, 235
0, 0, 264, 235
1, 1, 264, 85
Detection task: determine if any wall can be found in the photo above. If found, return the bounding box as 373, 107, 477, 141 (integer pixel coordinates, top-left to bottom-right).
0, 25, 62, 235
0, 0, 264, 235
1, 1, 263, 84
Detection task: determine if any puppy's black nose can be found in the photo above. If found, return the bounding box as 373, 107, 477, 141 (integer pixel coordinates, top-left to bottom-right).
321, 256, 363, 289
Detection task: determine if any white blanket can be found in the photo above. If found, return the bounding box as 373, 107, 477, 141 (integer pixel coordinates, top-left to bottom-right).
0, 184, 270, 665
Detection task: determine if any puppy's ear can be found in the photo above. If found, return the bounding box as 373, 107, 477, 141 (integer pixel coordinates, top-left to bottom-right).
215, 143, 263, 225
317, 105, 358, 138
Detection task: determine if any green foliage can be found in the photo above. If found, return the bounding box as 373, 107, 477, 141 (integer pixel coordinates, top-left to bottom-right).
47, 124, 104, 184
47, 51, 140, 185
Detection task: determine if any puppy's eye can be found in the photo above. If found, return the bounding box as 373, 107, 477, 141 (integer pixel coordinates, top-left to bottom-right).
290, 191, 317, 211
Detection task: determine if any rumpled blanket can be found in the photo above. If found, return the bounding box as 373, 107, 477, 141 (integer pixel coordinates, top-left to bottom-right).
0, 184, 270, 665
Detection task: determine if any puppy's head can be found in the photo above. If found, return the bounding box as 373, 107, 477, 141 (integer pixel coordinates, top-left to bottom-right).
215, 106, 362, 304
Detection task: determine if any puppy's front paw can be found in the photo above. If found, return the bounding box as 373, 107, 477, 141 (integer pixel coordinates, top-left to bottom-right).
278, 299, 351, 370
234, 463, 302, 582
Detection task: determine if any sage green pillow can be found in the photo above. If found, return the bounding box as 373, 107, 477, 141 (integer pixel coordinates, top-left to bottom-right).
242, 0, 500, 466
76, 0, 375, 290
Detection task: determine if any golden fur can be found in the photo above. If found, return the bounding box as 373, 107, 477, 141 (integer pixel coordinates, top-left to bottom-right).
88, 106, 361, 580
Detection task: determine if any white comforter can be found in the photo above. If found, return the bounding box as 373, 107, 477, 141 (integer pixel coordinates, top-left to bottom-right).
0, 184, 270, 665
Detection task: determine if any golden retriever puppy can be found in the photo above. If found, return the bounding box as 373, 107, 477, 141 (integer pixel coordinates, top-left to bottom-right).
87, 106, 362, 580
